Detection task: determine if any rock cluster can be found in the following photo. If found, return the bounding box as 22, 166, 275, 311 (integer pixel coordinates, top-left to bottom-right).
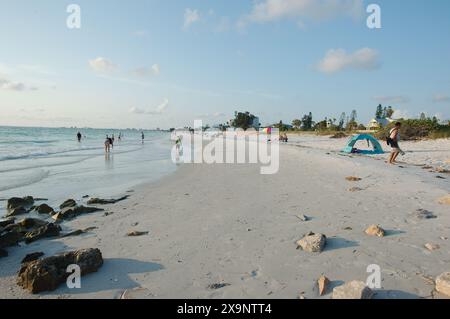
17, 248, 103, 294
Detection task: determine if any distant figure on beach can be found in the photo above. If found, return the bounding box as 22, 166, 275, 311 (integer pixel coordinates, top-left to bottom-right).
141, 132, 145, 144
387, 122, 405, 164
280, 133, 288, 143
105, 135, 111, 153
118, 133, 122, 142
77, 132, 82, 142
175, 136, 182, 153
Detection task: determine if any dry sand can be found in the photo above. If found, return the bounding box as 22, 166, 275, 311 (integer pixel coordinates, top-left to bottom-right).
1, 136, 449, 299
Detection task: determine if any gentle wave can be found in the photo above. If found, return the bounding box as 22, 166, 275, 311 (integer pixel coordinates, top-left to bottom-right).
0, 169, 50, 192
0, 146, 103, 162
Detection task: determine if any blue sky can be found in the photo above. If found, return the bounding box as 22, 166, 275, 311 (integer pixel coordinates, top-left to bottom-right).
0, 0, 449, 129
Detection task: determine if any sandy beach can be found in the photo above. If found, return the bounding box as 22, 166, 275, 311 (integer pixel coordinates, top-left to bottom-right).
1, 135, 449, 299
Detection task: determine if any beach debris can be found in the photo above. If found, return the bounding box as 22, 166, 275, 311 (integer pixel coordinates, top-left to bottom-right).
21, 252, 45, 264
332, 281, 373, 299
87, 196, 129, 205
6, 207, 29, 218
296, 232, 327, 253
34, 204, 54, 215
345, 176, 362, 182
7, 196, 34, 210
24, 223, 61, 244
82, 195, 89, 198
343, 227, 353, 231
17, 248, 103, 294
349, 187, 364, 192
59, 199, 77, 209
425, 243, 440, 251
435, 167, 450, 174
422, 165, 433, 169
52, 206, 104, 222
296, 214, 309, 222
208, 283, 231, 290
121, 287, 154, 299
0, 217, 16, 228
435, 272, 450, 297
127, 231, 149, 237
436, 176, 446, 179
0, 248, 8, 258
104, 212, 114, 217
438, 195, 450, 205
365, 225, 385, 237
440, 236, 448, 241
410, 209, 437, 220
318, 275, 330, 296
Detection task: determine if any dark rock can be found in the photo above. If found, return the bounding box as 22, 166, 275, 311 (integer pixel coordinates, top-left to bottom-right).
52, 206, 104, 222
21, 252, 44, 264
34, 204, 54, 215
17, 248, 103, 294
87, 196, 129, 205
208, 283, 231, 290
7, 196, 34, 210
0, 231, 22, 248
59, 199, 77, 209
127, 231, 149, 237
0, 217, 16, 228
6, 207, 29, 217
62, 230, 84, 237
17, 218, 48, 229
0, 248, 8, 258
61, 227, 98, 238
24, 223, 61, 244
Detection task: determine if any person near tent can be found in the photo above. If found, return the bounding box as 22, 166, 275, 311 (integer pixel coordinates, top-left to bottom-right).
387, 122, 405, 165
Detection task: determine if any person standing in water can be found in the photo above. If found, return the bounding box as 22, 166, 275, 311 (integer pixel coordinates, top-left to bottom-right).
77, 132, 82, 142
105, 135, 111, 153
141, 131, 145, 144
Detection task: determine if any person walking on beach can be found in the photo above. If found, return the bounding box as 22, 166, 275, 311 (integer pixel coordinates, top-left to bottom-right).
105, 135, 111, 153
141, 131, 145, 144
387, 122, 405, 165
77, 132, 82, 142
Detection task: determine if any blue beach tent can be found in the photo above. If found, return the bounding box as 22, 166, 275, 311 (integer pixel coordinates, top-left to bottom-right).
342, 134, 385, 155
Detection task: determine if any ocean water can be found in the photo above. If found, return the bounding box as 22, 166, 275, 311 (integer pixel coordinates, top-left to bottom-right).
0, 126, 177, 215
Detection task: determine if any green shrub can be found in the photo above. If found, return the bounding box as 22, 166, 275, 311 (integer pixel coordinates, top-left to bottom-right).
374, 119, 444, 140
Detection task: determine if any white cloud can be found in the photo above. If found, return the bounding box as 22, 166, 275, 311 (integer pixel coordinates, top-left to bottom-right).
89, 57, 118, 73
392, 109, 410, 119
240, 0, 363, 27
183, 8, 200, 30
131, 64, 160, 77
317, 48, 380, 74
129, 98, 169, 115
373, 95, 410, 104
0, 76, 37, 92
432, 94, 450, 103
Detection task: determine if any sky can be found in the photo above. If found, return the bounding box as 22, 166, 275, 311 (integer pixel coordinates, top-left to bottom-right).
0, 0, 449, 129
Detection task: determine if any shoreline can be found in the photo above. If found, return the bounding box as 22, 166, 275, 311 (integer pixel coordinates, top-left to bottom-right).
1, 138, 450, 299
